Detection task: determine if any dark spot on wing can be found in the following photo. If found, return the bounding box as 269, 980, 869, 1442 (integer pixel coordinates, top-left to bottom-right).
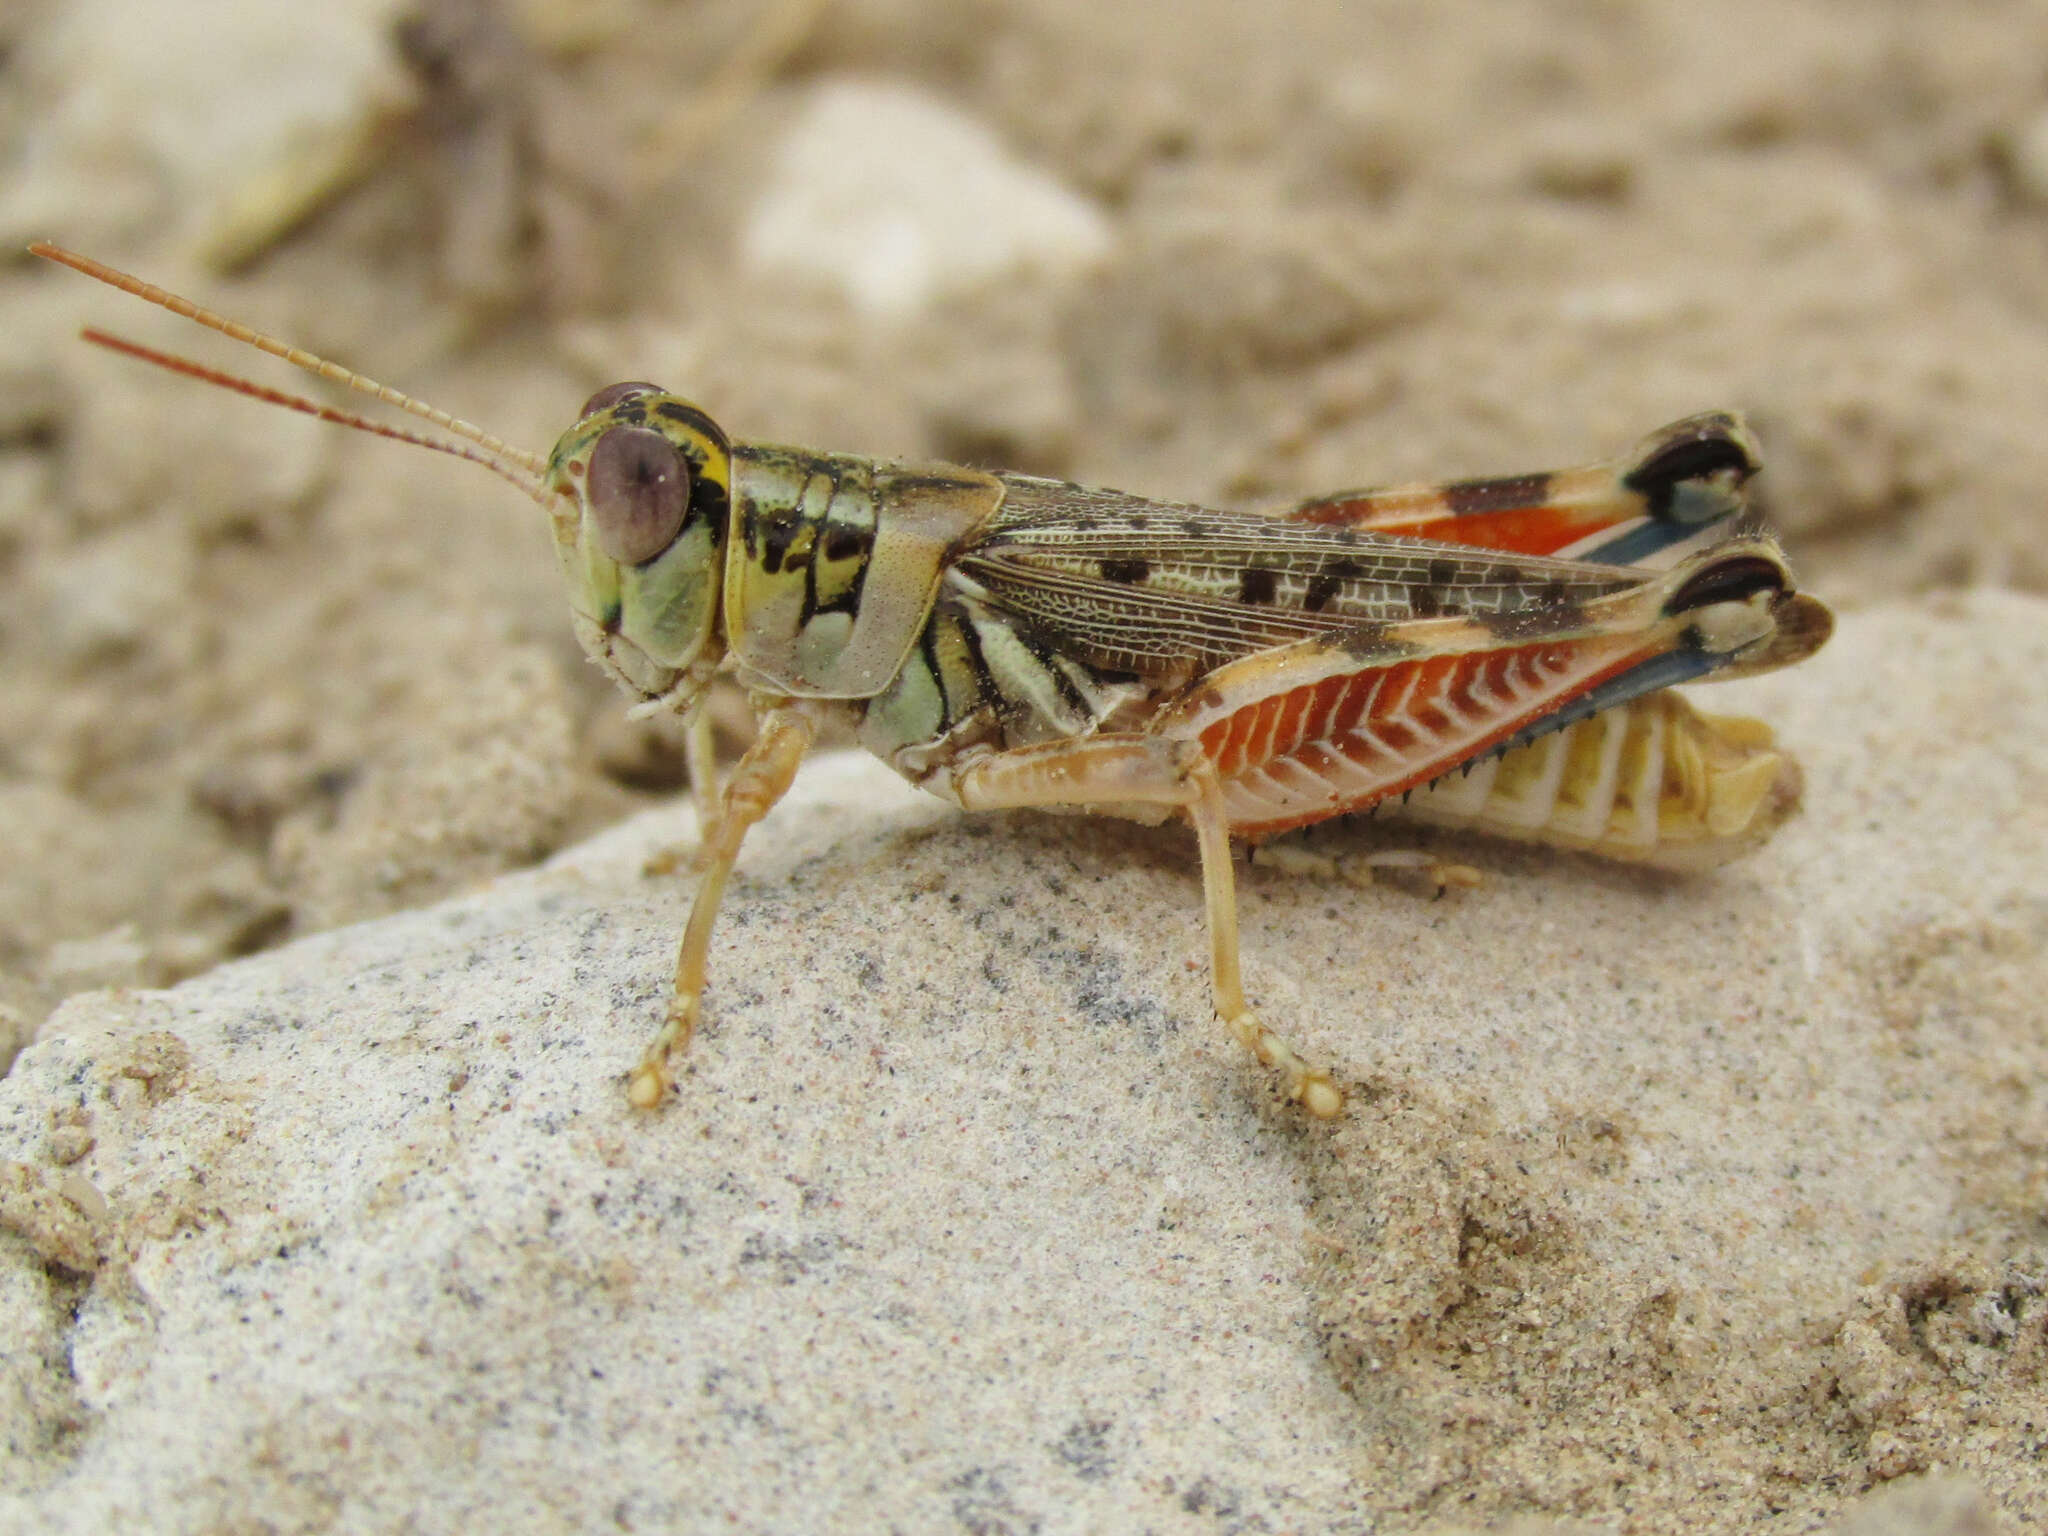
1426, 557, 1460, 587
1100, 557, 1150, 584
1476, 592, 1586, 639
1336, 619, 1395, 659
581, 381, 660, 417
1303, 573, 1342, 612
1239, 567, 1278, 605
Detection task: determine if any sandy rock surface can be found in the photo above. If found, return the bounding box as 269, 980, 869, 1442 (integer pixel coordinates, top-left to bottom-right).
3, 595, 2045, 1534
6, 0, 2048, 1529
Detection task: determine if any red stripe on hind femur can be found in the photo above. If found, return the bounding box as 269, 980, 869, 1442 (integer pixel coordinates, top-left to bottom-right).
1194, 642, 1647, 838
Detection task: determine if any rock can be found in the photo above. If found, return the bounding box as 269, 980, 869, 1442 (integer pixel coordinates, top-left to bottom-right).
1825, 1474, 2015, 1536
0, 0, 415, 260
268, 637, 583, 930
740, 79, 1113, 318
1, 594, 2044, 1531
0, 994, 26, 1080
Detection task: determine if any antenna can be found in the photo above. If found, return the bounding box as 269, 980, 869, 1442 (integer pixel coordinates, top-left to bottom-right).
80, 328, 547, 501
29, 242, 550, 497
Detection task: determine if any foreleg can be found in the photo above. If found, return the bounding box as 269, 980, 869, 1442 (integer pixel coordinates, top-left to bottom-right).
627, 696, 825, 1109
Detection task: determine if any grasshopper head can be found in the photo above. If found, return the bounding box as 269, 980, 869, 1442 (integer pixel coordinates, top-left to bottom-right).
543, 384, 734, 710
25, 247, 743, 717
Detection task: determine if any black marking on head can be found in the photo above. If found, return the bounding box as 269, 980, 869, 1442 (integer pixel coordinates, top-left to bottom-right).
1443, 471, 1550, 517
1239, 567, 1279, 605
1624, 421, 1759, 520
1100, 556, 1150, 584
689, 473, 727, 537
1303, 572, 1342, 613
1666, 554, 1784, 614
582, 381, 661, 418
651, 398, 729, 446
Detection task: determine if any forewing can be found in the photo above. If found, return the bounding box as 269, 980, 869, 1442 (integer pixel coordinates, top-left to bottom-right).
953, 474, 1649, 680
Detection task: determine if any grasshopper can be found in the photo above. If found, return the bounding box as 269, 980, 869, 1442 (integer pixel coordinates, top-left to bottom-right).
32, 243, 1832, 1117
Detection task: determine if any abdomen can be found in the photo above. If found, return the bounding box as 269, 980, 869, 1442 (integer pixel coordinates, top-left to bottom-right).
1387, 690, 1802, 870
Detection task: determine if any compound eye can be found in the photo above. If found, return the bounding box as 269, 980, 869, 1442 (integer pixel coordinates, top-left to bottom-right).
580, 381, 663, 418
587, 426, 691, 565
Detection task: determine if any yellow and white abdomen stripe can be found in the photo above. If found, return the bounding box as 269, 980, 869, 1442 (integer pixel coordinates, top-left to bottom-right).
1390, 691, 1801, 870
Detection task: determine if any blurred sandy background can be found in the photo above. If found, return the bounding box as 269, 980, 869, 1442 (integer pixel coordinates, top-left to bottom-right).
1, 0, 2045, 1526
